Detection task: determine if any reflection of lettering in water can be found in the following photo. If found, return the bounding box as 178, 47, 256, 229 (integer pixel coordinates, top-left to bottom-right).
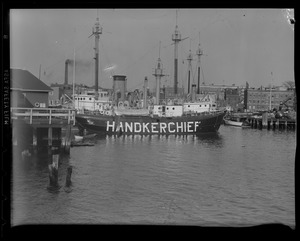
106, 121, 201, 133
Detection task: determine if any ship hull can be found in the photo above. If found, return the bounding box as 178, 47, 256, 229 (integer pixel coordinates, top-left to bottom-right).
75, 111, 226, 135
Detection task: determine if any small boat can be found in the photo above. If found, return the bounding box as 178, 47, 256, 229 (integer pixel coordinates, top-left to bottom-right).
74, 135, 83, 141
74, 133, 97, 141
223, 116, 251, 127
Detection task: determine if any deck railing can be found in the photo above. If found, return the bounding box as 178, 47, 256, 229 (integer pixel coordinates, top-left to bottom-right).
11, 107, 76, 125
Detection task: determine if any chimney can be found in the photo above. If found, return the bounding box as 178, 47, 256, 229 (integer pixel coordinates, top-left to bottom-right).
64, 59, 70, 85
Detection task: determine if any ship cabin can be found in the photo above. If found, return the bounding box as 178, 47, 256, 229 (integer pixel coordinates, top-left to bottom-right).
183, 102, 217, 113
152, 105, 183, 117
74, 90, 111, 112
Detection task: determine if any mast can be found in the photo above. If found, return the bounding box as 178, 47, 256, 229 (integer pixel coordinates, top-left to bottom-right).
153, 41, 165, 105
92, 16, 102, 100
143, 77, 148, 109
187, 46, 193, 94
72, 47, 76, 109
196, 32, 203, 94
172, 10, 182, 96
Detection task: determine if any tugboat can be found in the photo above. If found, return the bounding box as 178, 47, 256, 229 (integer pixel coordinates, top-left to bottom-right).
75, 15, 226, 135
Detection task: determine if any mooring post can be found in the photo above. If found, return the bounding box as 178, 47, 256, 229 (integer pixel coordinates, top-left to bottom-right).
48, 147, 59, 187
285, 120, 288, 129
276, 119, 279, 129
65, 166, 72, 187
262, 112, 268, 129
48, 163, 58, 187
64, 125, 72, 154
271, 120, 274, 130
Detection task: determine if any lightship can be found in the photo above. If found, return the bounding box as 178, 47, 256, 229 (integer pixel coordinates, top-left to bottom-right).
75, 14, 226, 135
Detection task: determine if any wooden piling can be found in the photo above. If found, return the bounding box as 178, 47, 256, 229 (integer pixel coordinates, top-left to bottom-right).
48, 127, 53, 146
32, 127, 37, 154
276, 119, 279, 129
48, 160, 59, 188
64, 125, 72, 154
48, 146, 60, 188
65, 166, 72, 187
262, 112, 268, 128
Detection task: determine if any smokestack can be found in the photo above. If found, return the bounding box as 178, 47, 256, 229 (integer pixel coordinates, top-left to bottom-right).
113, 75, 127, 103
191, 84, 196, 102
64, 59, 70, 85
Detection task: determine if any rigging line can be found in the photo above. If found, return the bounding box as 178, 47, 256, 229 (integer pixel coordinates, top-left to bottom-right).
192, 60, 199, 83
128, 81, 144, 91
99, 39, 116, 78
75, 37, 93, 53
200, 60, 205, 85
162, 42, 173, 50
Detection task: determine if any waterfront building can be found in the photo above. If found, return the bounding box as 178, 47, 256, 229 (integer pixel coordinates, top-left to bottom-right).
244, 87, 295, 111
198, 83, 226, 100
11, 68, 53, 108
48, 86, 63, 106
224, 88, 240, 111
198, 83, 246, 110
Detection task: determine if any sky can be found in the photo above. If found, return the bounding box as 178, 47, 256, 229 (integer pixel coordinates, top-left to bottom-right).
10, 8, 294, 91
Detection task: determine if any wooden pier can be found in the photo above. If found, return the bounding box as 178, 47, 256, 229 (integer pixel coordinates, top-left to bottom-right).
227, 112, 296, 130
248, 117, 296, 130
11, 107, 76, 156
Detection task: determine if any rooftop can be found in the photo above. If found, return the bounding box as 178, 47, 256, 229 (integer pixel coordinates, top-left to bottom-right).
11, 68, 53, 92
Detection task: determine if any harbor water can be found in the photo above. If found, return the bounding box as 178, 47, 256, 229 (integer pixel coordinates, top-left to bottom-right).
12, 125, 296, 228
